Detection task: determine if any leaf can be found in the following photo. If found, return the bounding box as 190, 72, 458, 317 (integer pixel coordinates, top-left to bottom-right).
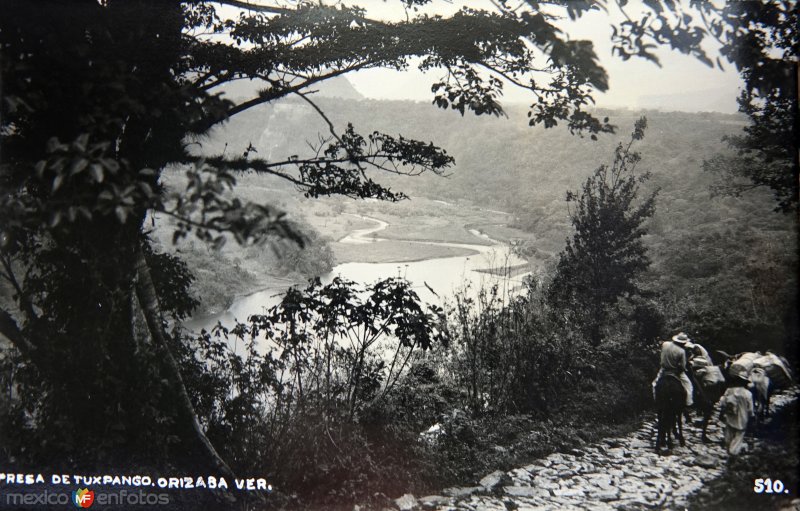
34, 160, 47, 178
89, 163, 104, 183
46, 137, 62, 153
77, 207, 93, 220
52, 174, 64, 192
212, 236, 227, 250
137, 182, 154, 198
104, 159, 120, 174
69, 158, 88, 176
115, 206, 129, 224
48, 211, 62, 227
74, 133, 90, 152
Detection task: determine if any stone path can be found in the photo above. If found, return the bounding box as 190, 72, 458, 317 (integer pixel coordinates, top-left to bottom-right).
393, 388, 799, 511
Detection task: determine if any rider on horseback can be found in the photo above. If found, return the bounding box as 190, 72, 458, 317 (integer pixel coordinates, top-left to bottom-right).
652, 332, 694, 407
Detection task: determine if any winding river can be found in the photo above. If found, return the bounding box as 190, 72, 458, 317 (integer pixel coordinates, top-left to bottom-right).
186, 214, 530, 334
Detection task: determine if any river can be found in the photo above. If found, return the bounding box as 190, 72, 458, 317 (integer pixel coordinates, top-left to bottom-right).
185, 214, 530, 334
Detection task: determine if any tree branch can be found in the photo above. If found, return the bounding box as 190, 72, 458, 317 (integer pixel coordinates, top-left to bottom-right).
211, 0, 296, 16
294, 91, 345, 149
191, 64, 369, 134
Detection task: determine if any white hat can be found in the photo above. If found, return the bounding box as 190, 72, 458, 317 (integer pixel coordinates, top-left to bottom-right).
672, 332, 691, 345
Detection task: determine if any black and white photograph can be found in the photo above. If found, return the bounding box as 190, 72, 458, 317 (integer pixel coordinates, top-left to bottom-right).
0, 1, 798, 510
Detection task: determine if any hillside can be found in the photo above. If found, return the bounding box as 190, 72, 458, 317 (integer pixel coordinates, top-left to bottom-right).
191, 97, 797, 354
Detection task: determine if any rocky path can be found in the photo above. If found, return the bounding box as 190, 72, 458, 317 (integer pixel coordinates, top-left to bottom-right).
392, 388, 799, 511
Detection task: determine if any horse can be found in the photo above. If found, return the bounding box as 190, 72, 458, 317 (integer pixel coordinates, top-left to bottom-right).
689, 362, 727, 443
654, 373, 686, 452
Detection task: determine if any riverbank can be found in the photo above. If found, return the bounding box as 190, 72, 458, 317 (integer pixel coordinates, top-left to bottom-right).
150, 211, 331, 316
153, 175, 538, 316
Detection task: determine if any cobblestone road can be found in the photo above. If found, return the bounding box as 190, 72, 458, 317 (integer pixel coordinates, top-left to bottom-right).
392, 388, 799, 511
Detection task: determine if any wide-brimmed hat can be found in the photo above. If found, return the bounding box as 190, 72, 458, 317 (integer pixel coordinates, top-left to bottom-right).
672, 332, 691, 345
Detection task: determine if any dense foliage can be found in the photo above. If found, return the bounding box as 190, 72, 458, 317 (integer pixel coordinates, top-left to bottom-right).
696, 1, 799, 211
167, 276, 445, 505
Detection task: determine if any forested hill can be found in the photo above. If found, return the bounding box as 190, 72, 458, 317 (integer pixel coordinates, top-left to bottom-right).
199, 97, 798, 356
199, 97, 757, 238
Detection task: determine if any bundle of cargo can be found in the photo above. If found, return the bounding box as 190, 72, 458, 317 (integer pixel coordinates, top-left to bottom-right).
728, 352, 761, 378
694, 365, 726, 388
690, 356, 712, 370
753, 352, 793, 389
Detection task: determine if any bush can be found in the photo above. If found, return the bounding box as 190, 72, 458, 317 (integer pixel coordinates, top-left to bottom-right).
165, 277, 450, 507
445, 277, 576, 416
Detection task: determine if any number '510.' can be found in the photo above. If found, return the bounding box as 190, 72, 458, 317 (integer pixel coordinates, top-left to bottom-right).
754, 478, 786, 494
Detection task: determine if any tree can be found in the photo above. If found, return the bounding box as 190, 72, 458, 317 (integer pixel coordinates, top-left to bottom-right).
247, 277, 444, 421
700, 1, 798, 212
703, 88, 798, 212
0, 0, 618, 477
549, 118, 658, 346
702, 1, 798, 212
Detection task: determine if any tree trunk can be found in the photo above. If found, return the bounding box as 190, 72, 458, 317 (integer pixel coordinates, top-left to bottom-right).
0, 309, 45, 370
133, 243, 235, 481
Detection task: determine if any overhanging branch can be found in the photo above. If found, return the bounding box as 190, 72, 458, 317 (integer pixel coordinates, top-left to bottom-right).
191, 64, 369, 134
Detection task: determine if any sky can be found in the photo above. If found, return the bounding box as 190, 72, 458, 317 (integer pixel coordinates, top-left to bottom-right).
344, 1, 743, 112
217, 1, 745, 113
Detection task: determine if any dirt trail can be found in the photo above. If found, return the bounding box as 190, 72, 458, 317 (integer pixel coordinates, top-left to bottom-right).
397, 388, 799, 511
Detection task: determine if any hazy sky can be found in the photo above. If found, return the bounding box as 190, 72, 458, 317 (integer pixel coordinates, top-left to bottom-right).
218, 1, 744, 113
344, 1, 743, 112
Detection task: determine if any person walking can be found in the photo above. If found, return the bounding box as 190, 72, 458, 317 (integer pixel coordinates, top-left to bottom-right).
719, 372, 754, 455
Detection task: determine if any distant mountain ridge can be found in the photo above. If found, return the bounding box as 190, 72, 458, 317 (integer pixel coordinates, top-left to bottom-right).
636, 86, 740, 113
